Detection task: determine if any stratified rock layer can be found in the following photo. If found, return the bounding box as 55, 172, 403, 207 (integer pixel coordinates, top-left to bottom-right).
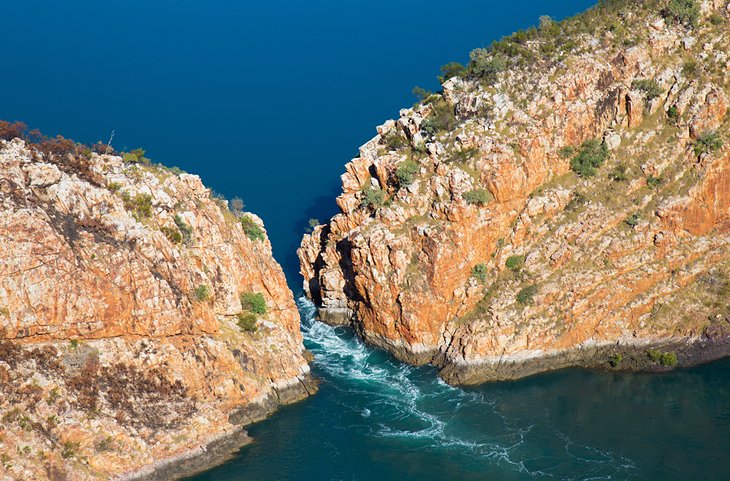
299, 1, 730, 384
0, 139, 314, 480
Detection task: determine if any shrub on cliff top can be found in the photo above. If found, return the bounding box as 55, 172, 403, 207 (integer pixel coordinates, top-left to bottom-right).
467, 50, 507, 84
420, 99, 458, 137
438, 62, 467, 84
395, 160, 419, 187
569, 139, 609, 178
241, 292, 267, 315
463, 188, 493, 206
122, 148, 150, 164
692, 130, 723, 157
241, 215, 265, 242
662, 0, 700, 28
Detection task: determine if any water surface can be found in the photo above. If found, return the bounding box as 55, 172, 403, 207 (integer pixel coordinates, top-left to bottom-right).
4, 1, 729, 480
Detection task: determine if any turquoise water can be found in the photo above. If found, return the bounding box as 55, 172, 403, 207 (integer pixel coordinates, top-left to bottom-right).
184, 298, 730, 481
4, 1, 730, 480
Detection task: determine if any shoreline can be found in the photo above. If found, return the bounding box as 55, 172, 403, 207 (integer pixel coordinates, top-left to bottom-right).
114, 373, 318, 481
317, 307, 730, 386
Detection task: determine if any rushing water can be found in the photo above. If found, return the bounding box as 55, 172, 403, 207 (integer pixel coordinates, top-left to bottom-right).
185, 297, 730, 481
4, 1, 730, 479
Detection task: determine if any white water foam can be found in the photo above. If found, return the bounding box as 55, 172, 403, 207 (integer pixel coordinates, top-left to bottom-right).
297, 296, 637, 480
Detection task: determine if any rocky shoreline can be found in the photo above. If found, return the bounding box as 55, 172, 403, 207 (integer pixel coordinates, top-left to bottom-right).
117, 374, 318, 481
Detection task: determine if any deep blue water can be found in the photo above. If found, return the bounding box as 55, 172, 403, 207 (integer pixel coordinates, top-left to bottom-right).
4, 1, 730, 480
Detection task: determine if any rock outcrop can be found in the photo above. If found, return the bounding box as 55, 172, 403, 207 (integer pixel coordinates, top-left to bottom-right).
0, 137, 314, 480
299, 0, 730, 384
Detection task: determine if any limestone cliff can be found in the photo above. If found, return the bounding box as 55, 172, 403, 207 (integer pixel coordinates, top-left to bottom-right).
299, 0, 730, 384
0, 136, 314, 480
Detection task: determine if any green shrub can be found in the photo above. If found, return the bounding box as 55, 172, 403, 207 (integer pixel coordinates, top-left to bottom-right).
467, 50, 507, 83
631, 79, 663, 101
462, 188, 492, 206
421, 100, 458, 137
647, 349, 678, 366
241, 215, 265, 241
609, 163, 629, 182
693, 130, 723, 157
625, 213, 640, 228
505, 255, 525, 272
161, 226, 182, 244
412, 86, 434, 103
569, 139, 609, 178
667, 105, 680, 125
516, 285, 538, 305
709, 13, 725, 25
609, 353, 623, 367
471, 263, 488, 283
194, 284, 210, 302
122, 148, 150, 164
61, 441, 80, 459
662, 0, 700, 27
438, 62, 467, 84
307, 218, 320, 233
383, 131, 407, 151
361, 186, 386, 209
646, 175, 663, 188
174, 214, 193, 244
558, 146, 575, 159
241, 292, 267, 315
395, 160, 419, 187
107, 181, 122, 192
121, 192, 153, 219
682, 59, 698, 76
236, 312, 258, 333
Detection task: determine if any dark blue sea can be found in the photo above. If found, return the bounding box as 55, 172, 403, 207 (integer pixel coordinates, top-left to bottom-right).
3, 1, 730, 479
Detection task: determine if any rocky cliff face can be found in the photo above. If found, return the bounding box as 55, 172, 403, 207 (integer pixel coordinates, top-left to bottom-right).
0, 138, 314, 480
299, 0, 730, 384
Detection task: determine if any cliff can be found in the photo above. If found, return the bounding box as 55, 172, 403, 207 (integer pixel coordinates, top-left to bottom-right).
299, 0, 730, 384
0, 135, 314, 480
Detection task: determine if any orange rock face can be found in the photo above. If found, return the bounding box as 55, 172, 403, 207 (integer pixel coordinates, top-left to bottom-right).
0, 139, 313, 480
299, 4, 730, 382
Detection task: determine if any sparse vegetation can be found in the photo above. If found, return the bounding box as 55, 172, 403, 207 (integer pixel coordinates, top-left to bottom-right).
361, 186, 386, 209
609, 353, 623, 367
241, 292, 267, 315
517, 285, 538, 305
174, 214, 193, 244
471, 264, 488, 283
307, 218, 320, 233
122, 148, 150, 164
236, 312, 258, 333
383, 131, 408, 151
505, 255, 525, 272
463, 188, 492, 206
625, 213, 640, 228
241, 215, 265, 242
692, 130, 724, 157
662, 0, 700, 28
193, 284, 211, 302
395, 160, 419, 187
647, 349, 678, 366
420, 99, 458, 137
569, 139, 609, 178
161, 226, 182, 244
467, 50, 507, 84
666, 105, 680, 125
646, 175, 663, 188
121, 192, 153, 220
609, 163, 629, 182
631, 79, 663, 101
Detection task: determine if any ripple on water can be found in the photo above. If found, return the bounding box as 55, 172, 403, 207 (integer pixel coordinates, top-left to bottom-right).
296, 297, 638, 480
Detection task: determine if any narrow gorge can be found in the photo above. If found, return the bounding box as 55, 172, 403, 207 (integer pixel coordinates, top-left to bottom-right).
299, 0, 730, 384
0, 134, 315, 480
